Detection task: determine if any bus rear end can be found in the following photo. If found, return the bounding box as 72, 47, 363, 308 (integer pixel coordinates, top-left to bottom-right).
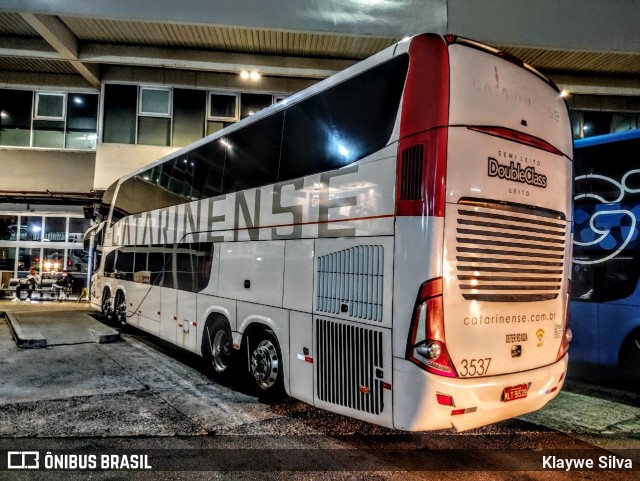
394, 35, 573, 431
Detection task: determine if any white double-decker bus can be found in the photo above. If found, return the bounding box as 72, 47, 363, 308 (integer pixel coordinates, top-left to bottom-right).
87, 33, 573, 431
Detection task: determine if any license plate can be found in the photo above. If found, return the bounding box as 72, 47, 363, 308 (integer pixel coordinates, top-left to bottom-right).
502, 384, 528, 402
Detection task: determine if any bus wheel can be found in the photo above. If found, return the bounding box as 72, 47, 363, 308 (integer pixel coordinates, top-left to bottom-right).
112, 291, 127, 328
620, 329, 640, 375
100, 288, 111, 318
249, 329, 284, 401
202, 317, 235, 381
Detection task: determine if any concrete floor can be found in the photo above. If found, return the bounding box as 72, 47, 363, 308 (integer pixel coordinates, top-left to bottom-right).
0, 301, 638, 479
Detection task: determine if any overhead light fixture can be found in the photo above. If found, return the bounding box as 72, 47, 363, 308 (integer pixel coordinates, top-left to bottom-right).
560, 89, 570, 98
240, 70, 261, 80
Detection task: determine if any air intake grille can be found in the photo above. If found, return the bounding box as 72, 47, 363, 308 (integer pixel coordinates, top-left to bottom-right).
316, 318, 384, 415
455, 201, 566, 302
400, 144, 423, 200
316, 245, 384, 322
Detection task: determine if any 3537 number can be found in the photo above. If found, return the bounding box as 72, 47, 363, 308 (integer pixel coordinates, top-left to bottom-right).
459, 358, 491, 377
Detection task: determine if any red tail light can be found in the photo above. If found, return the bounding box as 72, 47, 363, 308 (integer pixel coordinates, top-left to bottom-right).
406, 277, 458, 377
556, 279, 572, 361
467, 125, 564, 156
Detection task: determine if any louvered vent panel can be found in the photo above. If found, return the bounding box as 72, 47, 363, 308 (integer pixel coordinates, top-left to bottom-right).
316, 245, 384, 322
455, 201, 567, 302
316, 318, 384, 415
400, 144, 423, 200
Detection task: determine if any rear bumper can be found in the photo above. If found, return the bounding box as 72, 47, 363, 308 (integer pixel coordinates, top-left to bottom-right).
392, 354, 568, 431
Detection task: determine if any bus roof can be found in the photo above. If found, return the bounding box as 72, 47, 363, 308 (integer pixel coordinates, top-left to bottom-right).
574, 128, 640, 149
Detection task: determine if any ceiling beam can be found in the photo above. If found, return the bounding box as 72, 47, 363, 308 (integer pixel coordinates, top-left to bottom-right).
549, 74, 640, 97
19, 13, 100, 87
80, 43, 355, 79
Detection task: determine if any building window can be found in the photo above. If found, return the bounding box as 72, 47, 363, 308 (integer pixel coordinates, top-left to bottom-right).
209, 92, 238, 121
0, 214, 90, 285
22, 216, 43, 242
0, 89, 97, 150
139, 87, 171, 117
0, 89, 33, 147
0, 215, 19, 241
66, 94, 98, 150
102, 83, 290, 147
138, 87, 172, 146
34, 92, 66, 120
240, 93, 272, 119
44, 217, 67, 242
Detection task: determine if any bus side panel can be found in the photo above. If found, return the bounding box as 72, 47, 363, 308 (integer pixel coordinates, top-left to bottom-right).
391, 216, 444, 358
289, 311, 314, 404
177, 290, 198, 353
218, 241, 285, 308
313, 316, 393, 428
283, 239, 314, 313
159, 286, 177, 344
313, 236, 394, 329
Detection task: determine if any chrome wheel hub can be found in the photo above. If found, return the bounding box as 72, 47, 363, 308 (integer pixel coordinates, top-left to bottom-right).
250, 339, 279, 390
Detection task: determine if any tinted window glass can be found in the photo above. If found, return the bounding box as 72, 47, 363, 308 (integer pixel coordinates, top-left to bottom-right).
279, 54, 408, 181
0, 215, 19, 241
104, 251, 116, 275
0, 89, 33, 147
114, 249, 134, 281
0, 246, 16, 271
138, 116, 170, 146
103, 84, 137, 144
173, 89, 206, 147
22, 217, 43, 241
222, 111, 283, 193
66, 94, 98, 150
240, 93, 272, 119
44, 217, 66, 242
148, 246, 167, 286
33, 119, 64, 148
189, 141, 226, 199
68, 218, 90, 242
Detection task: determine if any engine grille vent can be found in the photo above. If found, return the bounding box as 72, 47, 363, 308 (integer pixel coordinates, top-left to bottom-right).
400, 144, 423, 200
455, 201, 567, 302
316, 318, 384, 415
316, 245, 383, 322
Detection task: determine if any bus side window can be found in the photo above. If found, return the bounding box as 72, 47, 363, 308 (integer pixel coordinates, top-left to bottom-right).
104, 250, 116, 276
148, 248, 165, 286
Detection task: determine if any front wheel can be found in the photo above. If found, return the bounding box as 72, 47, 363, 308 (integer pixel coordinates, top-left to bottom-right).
249, 329, 284, 401
100, 288, 111, 318
112, 291, 127, 328
202, 317, 236, 382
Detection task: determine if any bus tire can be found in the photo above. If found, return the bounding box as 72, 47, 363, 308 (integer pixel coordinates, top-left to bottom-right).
100, 288, 111, 318
248, 328, 284, 402
202, 316, 236, 382
112, 291, 127, 328
619, 328, 640, 377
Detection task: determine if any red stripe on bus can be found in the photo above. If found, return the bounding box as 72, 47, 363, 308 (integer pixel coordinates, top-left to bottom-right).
229, 213, 395, 232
